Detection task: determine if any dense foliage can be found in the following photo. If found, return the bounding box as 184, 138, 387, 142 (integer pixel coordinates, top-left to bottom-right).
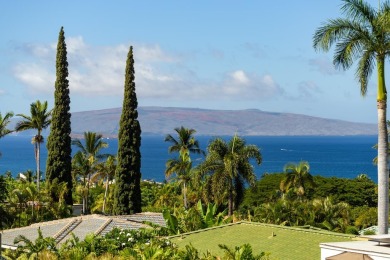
0, 176, 72, 229
113, 46, 142, 214
239, 172, 377, 233
45, 26, 73, 205
3, 227, 270, 260
0, 133, 382, 258
241, 173, 377, 210
0, 137, 380, 235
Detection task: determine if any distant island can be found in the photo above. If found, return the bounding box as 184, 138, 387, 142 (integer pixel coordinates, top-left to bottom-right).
9, 106, 378, 137
71, 107, 377, 137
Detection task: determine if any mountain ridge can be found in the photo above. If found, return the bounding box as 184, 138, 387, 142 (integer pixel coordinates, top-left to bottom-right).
69, 106, 377, 137
9, 106, 377, 137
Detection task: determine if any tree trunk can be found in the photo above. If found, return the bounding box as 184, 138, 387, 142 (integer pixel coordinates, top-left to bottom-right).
228, 181, 233, 217
183, 181, 188, 209
31, 195, 34, 219
82, 196, 86, 215
36, 142, 40, 192
86, 173, 91, 214
377, 99, 388, 234
82, 176, 86, 215
103, 176, 109, 213
377, 56, 388, 234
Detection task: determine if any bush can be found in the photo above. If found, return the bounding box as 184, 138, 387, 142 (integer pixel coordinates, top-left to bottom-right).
363, 230, 376, 235
345, 226, 359, 235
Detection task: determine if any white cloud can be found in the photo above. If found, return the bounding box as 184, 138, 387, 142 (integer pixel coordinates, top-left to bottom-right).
231, 70, 250, 85
135, 68, 284, 102
20, 43, 54, 60
10, 36, 284, 106
12, 63, 54, 93
12, 37, 179, 97
66, 36, 87, 54
219, 71, 283, 99
136, 45, 177, 63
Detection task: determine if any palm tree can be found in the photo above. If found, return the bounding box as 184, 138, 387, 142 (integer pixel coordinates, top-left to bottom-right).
0, 111, 14, 139
91, 155, 116, 214
71, 132, 108, 214
44, 179, 71, 219
165, 158, 193, 209
165, 126, 205, 162
165, 126, 204, 209
15, 100, 51, 191
72, 151, 91, 215
312, 197, 351, 233
313, 0, 390, 234
280, 161, 315, 200
0, 111, 14, 157
153, 183, 181, 209
199, 135, 262, 216
25, 183, 39, 220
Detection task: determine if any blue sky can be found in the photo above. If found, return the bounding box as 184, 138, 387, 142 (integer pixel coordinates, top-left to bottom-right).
0, 1, 384, 123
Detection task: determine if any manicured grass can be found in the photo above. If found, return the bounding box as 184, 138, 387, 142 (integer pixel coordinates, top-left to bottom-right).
169, 222, 355, 259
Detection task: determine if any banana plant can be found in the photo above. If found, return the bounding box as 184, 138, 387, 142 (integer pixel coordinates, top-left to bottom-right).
162, 209, 180, 235
197, 200, 228, 228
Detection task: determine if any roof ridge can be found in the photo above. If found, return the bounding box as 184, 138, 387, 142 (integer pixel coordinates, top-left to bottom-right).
53, 218, 82, 243
1, 217, 77, 233
79, 214, 110, 220
94, 218, 113, 236
167, 221, 356, 239
239, 221, 356, 238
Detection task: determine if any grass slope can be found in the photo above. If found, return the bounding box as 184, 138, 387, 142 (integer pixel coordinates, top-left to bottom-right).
169, 222, 355, 260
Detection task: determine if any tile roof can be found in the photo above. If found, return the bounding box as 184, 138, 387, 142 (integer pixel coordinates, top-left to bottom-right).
1, 212, 165, 249
115, 212, 167, 227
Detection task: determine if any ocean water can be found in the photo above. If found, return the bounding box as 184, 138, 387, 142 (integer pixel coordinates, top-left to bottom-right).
0, 135, 379, 183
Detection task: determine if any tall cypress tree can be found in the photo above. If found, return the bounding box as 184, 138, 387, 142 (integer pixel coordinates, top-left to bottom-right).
113, 46, 142, 214
46, 27, 73, 205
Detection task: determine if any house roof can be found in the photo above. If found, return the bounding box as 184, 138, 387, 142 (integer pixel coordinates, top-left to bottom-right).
321, 240, 390, 259
325, 251, 374, 260
0, 212, 165, 249
169, 222, 356, 260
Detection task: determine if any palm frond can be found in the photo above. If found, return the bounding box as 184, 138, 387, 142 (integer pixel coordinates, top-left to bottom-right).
0, 112, 14, 138
356, 48, 375, 95
333, 27, 369, 70
341, 0, 376, 25
15, 100, 51, 133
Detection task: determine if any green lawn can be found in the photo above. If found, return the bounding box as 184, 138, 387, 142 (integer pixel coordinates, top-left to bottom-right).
169, 222, 355, 260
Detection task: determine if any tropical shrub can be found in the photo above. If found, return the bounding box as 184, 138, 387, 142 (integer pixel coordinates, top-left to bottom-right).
353, 206, 378, 230
13, 228, 58, 259
104, 227, 157, 250
196, 200, 229, 228
219, 243, 270, 260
